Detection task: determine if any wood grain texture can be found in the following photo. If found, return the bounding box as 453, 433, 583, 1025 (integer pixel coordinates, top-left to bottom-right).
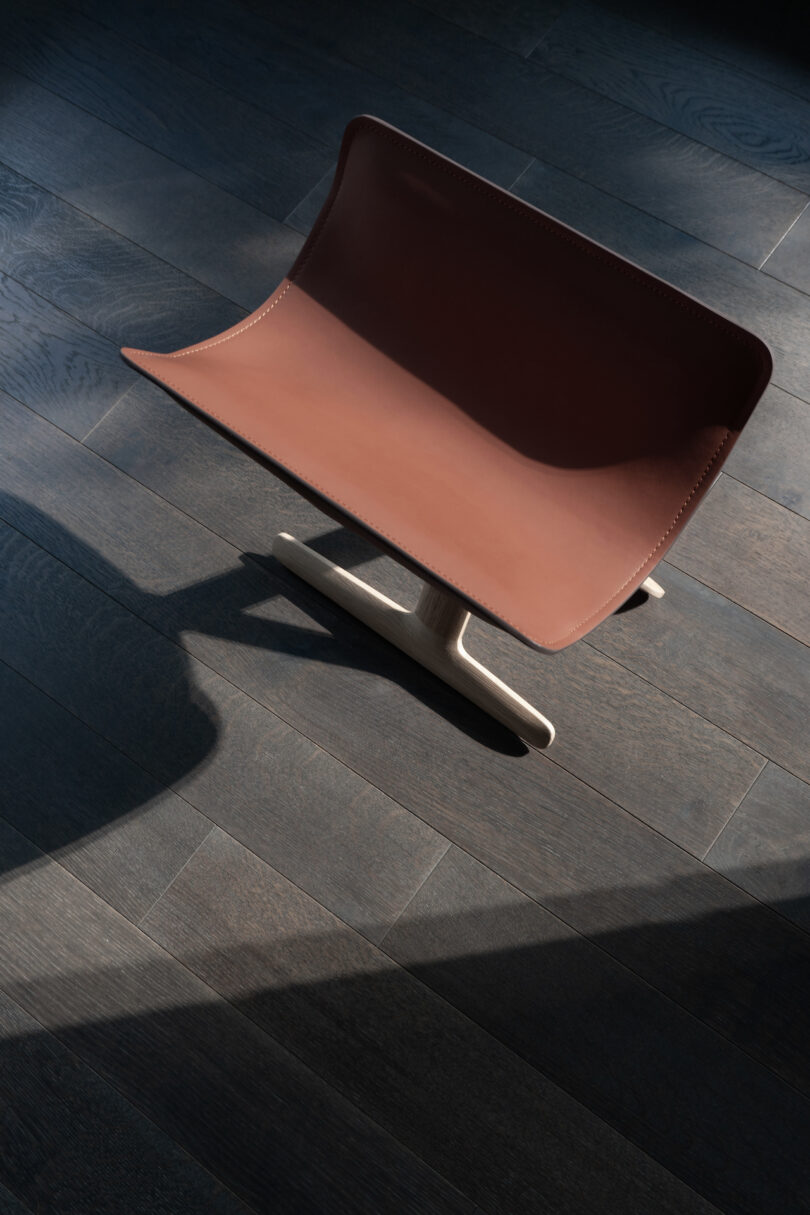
412, 0, 565, 55
382, 844, 810, 1215
598, 0, 810, 105
85, 378, 345, 555
0, 820, 476, 1215
590, 563, 810, 782
668, 474, 810, 644
84, 384, 765, 856
0, 71, 305, 310
0, 658, 212, 924
762, 202, 810, 294
0, 161, 244, 351
73, 0, 533, 189
0, 271, 133, 439
706, 764, 810, 932
0, 450, 449, 939
0, 988, 251, 1214
285, 166, 335, 234
219, 639, 810, 1103
466, 613, 765, 854
0, 1186, 31, 1215
724, 385, 810, 520
150, 508, 810, 1100
532, 0, 810, 192
10, 393, 810, 1108
141, 826, 721, 1215
511, 156, 810, 404
223, 0, 807, 264
0, 2, 333, 219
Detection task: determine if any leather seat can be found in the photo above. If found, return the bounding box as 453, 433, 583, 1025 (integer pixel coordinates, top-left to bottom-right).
122, 115, 771, 743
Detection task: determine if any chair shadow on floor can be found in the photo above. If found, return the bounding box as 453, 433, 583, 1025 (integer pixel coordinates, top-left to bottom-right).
1, 496, 810, 1213
0, 485, 673, 885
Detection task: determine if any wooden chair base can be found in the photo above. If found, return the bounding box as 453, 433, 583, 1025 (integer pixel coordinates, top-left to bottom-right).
273, 533, 665, 748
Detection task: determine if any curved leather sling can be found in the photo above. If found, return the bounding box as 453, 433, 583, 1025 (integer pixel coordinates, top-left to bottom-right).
123, 115, 772, 746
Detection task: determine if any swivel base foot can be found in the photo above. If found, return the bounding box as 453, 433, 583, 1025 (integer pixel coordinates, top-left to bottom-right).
273, 533, 555, 748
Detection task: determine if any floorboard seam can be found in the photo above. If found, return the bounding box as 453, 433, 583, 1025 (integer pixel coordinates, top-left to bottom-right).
131, 851, 728, 1215
698, 760, 771, 861
758, 199, 810, 269
373, 834, 810, 1104
319, 0, 810, 202
0, 941, 264, 1215
67, 2, 335, 153
2, 432, 803, 857
377, 841, 453, 948
4, 499, 810, 1202
583, 631, 810, 797
592, 0, 810, 108
0, 153, 253, 312
716, 470, 810, 523
135, 826, 218, 929
79, 384, 140, 446
3, 470, 791, 906
0, 66, 302, 228
660, 556, 810, 650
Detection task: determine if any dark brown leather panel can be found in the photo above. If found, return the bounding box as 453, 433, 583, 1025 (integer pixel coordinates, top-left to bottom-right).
122, 116, 771, 651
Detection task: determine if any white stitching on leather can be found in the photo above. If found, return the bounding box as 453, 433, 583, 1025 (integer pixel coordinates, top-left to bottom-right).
129, 282, 294, 360
127, 118, 762, 648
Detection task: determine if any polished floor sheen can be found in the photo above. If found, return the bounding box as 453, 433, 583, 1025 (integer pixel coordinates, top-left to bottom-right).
0, 1, 809, 1212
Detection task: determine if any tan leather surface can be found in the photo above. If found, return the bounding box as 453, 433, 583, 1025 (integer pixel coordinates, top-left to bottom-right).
122, 115, 772, 651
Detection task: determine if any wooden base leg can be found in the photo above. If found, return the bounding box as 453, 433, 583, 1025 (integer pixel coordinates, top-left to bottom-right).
273, 533, 555, 748
641, 576, 665, 598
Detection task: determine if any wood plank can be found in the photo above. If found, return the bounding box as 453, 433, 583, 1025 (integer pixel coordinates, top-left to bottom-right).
724, 384, 810, 520
285, 167, 335, 234
532, 0, 810, 192
597, 0, 810, 104
0, 469, 449, 940
0, 820, 477, 1215
0, 2, 333, 219
0, 987, 252, 1214
668, 474, 810, 645
0, 1187, 30, 1215
411, 0, 564, 56
82, 382, 765, 857
73, 0, 533, 189
10, 394, 810, 1111
134, 566, 810, 1107
0, 161, 244, 351
84, 378, 343, 555
24, 391, 809, 1114
140, 825, 722, 1215
762, 202, 810, 294
0, 70, 305, 309
706, 763, 810, 933
0, 658, 211, 924
0, 270, 133, 439
220, 0, 807, 264
466, 612, 766, 853
3, 0, 807, 1209
382, 844, 810, 1214
590, 563, 810, 782
510, 156, 810, 404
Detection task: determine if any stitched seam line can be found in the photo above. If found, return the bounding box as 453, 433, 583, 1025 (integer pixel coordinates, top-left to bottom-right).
133, 282, 293, 359
125, 116, 765, 647
127, 120, 360, 362
126, 360, 733, 647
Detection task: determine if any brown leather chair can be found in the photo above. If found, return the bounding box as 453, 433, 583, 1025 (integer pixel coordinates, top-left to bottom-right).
123, 115, 771, 747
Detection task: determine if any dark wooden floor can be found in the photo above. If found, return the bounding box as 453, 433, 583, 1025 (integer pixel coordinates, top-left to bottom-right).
0, 0, 809, 1210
